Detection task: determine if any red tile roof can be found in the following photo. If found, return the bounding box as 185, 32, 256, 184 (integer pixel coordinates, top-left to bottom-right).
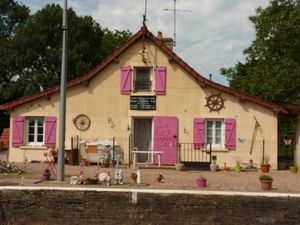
0, 26, 288, 114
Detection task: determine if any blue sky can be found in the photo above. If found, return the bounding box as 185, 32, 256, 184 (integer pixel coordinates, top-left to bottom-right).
17, 0, 269, 86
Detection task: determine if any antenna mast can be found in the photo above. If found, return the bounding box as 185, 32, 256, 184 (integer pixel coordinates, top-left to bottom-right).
143, 0, 148, 27
163, 0, 191, 47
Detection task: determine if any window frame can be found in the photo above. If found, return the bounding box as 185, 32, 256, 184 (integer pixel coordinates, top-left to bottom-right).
26, 117, 45, 146
133, 66, 153, 92
205, 119, 225, 149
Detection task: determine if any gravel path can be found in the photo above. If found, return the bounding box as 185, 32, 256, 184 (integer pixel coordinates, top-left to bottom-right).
0, 162, 299, 193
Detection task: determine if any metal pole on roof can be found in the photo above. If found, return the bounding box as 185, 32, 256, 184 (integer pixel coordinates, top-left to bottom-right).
58, 0, 68, 181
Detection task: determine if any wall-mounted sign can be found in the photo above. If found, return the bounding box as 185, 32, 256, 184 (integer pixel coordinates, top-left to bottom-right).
130, 96, 156, 110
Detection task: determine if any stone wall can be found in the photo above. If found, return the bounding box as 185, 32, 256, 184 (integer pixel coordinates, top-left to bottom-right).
0, 188, 300, 225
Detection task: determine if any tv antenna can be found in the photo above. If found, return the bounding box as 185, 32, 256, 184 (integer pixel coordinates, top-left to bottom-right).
143, 0, 148, 27
163, 0, 192, 46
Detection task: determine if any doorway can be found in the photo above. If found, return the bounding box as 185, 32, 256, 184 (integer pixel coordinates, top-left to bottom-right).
133, 118, 152, 163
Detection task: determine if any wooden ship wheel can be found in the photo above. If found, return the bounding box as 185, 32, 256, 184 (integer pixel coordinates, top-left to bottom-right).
73, 114, 91, 131
205, 93, 225, 112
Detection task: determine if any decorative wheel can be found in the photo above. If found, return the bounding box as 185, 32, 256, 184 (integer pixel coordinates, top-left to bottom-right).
205, 93, 225, 112
73, 114, 91, 131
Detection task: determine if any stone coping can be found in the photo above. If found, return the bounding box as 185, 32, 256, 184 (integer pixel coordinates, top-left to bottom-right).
1, 186, 300, 198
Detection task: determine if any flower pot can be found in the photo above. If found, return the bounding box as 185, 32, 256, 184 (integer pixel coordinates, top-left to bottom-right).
261, 164, 270, 173
289, 166, 298, 174
43, 171, 51, 180
196, 179, 207, 188
260, 181, 272, 190
175, 163, 184, 171
235, 165, 241, 172
210, 164, 219, 172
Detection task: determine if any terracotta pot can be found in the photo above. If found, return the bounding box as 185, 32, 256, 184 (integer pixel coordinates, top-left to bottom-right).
261, 164, 270, 173
260, 181, 272, 190
196, 179, 207, 188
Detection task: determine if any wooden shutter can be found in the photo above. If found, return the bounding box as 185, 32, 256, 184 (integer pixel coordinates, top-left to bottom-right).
120, 66, 132, 95
225, 118, 236, 150
12, 116, 24, 147
155, 66, 166, 95
44, 116, 57, 147
193, 118, 205, 149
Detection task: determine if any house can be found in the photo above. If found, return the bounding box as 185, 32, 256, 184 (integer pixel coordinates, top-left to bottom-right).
0, 26, 288, 169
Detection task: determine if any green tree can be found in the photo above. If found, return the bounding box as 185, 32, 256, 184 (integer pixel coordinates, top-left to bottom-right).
0, 3, 132, 103
0, 0, 29, 131
221, 0, 300, 105
220, 0, 300, 160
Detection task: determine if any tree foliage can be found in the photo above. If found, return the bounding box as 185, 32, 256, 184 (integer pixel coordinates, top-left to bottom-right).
221, 0, 300, 159
221, 0, 300, 105
0, 2, 132, 104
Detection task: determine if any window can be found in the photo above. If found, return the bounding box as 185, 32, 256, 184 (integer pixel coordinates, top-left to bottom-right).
205, 120, 224, 148
134, 67, 152, 92
27, 118, 44, 146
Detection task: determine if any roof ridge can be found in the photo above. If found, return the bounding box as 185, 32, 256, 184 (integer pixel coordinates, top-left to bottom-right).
0, 27, 288, 114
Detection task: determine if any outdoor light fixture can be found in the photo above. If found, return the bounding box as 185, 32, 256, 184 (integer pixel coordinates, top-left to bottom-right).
283, 136, 292, 147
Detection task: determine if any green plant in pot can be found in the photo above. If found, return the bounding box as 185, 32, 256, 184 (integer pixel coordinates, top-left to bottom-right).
260, 156, 270, 173
259, 174, 273, 190
235, 160, 241, 172
289, 165, 298, 174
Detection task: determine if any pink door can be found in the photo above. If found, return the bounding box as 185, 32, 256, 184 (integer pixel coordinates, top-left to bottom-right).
153, 116, 178, 165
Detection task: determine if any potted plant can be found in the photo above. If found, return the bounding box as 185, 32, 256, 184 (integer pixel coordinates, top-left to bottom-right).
235, 160, 241, 172
259, 174, 273, 190
196, 176, 207, 188
43, 168, 51, 180
289, 164, 298, 173
261, 156, 270, 173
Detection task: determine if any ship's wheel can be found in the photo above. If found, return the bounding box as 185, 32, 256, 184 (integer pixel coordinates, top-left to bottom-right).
205, 93, 225, 112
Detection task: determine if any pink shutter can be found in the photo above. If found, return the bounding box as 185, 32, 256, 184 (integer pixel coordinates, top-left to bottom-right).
155, 66, 166, 95
120, 66, 132, 95
44, 116, 56, 147
225, 118, 236, 150
12, 116, 24, 147
193, 118, 205, 149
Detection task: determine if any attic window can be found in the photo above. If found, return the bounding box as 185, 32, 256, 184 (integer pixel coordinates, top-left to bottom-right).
134, 67, 152, 92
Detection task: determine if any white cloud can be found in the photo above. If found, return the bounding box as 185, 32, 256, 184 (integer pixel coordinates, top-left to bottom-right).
17, 0, 269, 86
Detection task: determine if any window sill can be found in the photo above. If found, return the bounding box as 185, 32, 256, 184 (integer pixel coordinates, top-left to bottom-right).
20, 146, 48, 150
131, 92, 155, 96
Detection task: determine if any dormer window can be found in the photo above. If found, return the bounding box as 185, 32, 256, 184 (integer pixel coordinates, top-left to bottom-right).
134, 67, 152, 92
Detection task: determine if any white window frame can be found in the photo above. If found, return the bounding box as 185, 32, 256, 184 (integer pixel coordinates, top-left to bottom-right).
205, 119, 224, 149
133, 66, 153, 92
26, 117, 45, 146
